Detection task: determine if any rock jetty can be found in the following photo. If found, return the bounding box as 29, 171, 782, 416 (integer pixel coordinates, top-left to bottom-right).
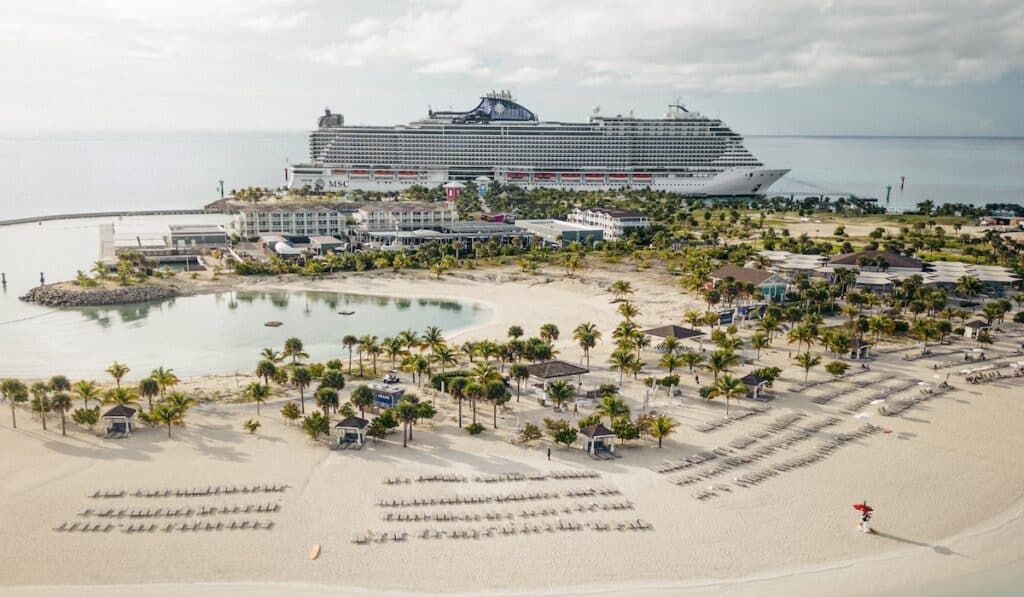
20, 283, 178, 307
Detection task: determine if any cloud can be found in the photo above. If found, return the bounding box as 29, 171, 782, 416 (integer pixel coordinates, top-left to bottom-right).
307, 0, 1024, 91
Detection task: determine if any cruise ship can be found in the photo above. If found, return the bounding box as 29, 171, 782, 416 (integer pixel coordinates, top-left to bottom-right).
287, 91, 788, 196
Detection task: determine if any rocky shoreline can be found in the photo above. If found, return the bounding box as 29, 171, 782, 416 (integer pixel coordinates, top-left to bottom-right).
20, 283, 179, 307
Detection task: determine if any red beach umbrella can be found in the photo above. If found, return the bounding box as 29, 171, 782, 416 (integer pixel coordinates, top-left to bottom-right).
853, 502, 873, 514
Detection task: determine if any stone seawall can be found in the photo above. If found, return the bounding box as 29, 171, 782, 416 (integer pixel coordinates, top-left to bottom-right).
20, 283, 178, 307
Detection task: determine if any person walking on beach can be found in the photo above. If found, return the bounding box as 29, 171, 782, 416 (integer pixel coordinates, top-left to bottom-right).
854, 501, 874, 533
547, 447, 551, 461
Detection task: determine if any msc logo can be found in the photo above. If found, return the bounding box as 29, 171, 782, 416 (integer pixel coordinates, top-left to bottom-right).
314, 179, 325, 191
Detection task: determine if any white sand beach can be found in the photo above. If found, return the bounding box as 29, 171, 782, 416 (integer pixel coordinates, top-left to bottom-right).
2, 266, 1023, 596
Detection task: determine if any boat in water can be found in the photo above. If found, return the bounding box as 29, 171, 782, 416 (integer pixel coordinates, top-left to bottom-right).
286, 90, 787, 196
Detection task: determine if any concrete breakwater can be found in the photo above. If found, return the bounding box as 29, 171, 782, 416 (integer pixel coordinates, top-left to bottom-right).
20, 283, 178, 307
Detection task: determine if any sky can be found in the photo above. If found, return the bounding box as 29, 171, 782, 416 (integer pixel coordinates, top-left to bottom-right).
1, 0, 1023, 136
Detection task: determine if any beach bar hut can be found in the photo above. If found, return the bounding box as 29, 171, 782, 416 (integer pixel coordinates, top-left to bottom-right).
525, 360, 589, 390
580, 423, 617, 456
740, 373, 771, 401
369, 384, 405, 408
101, 405, 136, 436
335, 416, 369, 446
643, 324, 705, 351
964, 320, 991, 340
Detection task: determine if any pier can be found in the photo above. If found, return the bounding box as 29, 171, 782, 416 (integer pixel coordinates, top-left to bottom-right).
0, 209, 225, 228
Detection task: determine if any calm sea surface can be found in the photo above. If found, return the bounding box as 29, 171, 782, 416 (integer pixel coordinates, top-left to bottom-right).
1, 132, 1022, 220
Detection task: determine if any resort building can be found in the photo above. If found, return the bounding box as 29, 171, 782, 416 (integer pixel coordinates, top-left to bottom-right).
358, 221, 532, 250
354, 202, 458, 231
963, 320, 992, 340
101, 405, 136, 437
709, 264, 788, 302
308, 235, 346, 255
515, 219, 604, 248
923, 261, 1020, 297
567, 207, 649, 240
755, 250, 828, 278
828, 250, 925, 275
231, 204, 350, 239
165, 225, 228, 251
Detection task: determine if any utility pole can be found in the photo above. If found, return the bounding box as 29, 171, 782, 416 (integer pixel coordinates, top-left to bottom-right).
218, 180, 225, 199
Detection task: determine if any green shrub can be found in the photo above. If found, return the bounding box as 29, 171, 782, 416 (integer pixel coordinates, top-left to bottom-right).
466, 422, 484, 435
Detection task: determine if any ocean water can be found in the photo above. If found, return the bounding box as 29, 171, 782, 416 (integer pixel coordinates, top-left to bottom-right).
1, 132, 1022, 220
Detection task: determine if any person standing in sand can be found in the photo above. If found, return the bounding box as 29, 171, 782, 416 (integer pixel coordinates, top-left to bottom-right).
854, 501, 874, 533
547, 447, 551, 461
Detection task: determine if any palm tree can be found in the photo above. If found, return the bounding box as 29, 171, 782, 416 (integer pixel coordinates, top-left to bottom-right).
617, 301, 639, 322
49, 375, 71, 394
787, 323, 817, 355
610, 280, 634, 302
30, 381, 51, 431
244, 382, 270, 416
398, 329, 421, 353
683, 309, 703, 330
260, 347, 281, 363
649, 415, 678, 448
463, 381, 484, 425
138, 377, 160, 410
708, 374, 745, 417
366, 340, 383, 375
342, 335, 358, 373
955, 275, 983, 301
150, 366, 179, 400
151, 401, 183, 438
72, 380, 101, 409
486, 381, 511, 429
104, 386, 140, 409
422, 326, 446, 355
681, 351, 704, 373
596, 394, 630, 427
1, 379, 28, 428
106, 362, 130, 388
315, 387, 339, 420
539, 323, 560, 344
291, 366, 312, 413
796, 352, 822, 385
545, 380, 575, 411
507, 325, 524, 340
356, 334, 376, 376
256, 359, 277, 387
573, 322, 601, 368
350, 385, 374, 417
609, 349, 636, 386
509, 363, 530, 402
381, 336, 407, 370
432, 346, 458, 375
282, 337, 308, 365
51, 392, 73, 436
91, 260, 109, 281
704, 349, 738, 381
751, 332, 770, 360
659, 352, 685, 375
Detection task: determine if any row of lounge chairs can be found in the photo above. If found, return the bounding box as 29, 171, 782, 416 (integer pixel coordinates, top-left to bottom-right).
332, 441, 364, 451
879, 385, 951, 416
53, 522, 114, 533
398, 519, 653, 541
54, 520, 275, 533
79, 503, 280, 518
693, 405, 770, 433
764, 412, 806, 433
840, 380, 918, 414
90, 483, 287, 499
352, 531, 408, 544
376, 491, 560, 508
650, 448, 730, 474
563, 487, 621, 498
966, 369, 1024, 384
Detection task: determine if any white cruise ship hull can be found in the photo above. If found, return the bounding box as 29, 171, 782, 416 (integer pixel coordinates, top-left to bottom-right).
287, 166, 788, 196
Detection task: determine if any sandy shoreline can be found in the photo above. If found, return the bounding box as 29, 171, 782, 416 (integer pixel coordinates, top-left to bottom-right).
2, 265, 1023, 595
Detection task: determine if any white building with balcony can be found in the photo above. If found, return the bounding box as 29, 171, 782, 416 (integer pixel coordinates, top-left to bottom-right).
231, 204, 348, 239
567, 207, 649, 240
354, 202, 458, 231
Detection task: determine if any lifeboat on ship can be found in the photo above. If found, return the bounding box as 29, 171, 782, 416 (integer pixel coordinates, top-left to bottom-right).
632, 173, 653, 182
534, 172, 555, 181
331, 168, 348, 175
608, 173, 628, 181
373, 170, 395, 179
350, 169, 370, 178
398, 171, 420, 178
507, 172, 528, 181
559, 173, 581, 182
584, 173, 605, 182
